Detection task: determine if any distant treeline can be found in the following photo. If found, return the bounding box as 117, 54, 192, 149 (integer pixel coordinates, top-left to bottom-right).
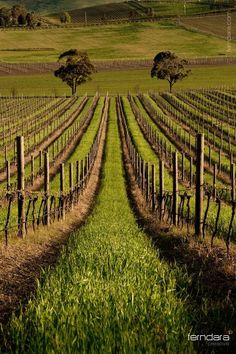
0, 4, 40, 28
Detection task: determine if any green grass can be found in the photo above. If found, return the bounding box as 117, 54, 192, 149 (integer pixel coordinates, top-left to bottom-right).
122, 96, 173, 191
0, 64, 236, 96
0, 21, 236, 62
4, 98, 194, 353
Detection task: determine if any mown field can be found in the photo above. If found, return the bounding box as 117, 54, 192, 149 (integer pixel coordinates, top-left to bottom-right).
0, 21, 236, 62
0, 65, 235, 96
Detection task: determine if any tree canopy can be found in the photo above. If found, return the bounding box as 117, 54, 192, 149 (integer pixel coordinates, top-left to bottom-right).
0, 4, 36, 27
60, 11, 71, 24
151, 51, 190, 93
54, 50, 95, 95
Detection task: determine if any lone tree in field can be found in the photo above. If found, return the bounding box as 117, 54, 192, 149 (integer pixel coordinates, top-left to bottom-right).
151, 51, 190, 93
54, 50, 95, 95
60, 11, 71, 23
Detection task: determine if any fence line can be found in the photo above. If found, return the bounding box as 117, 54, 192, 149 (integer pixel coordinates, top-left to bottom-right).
0, 56, 236, 76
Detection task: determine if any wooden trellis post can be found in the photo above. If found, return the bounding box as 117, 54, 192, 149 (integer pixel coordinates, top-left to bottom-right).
39, 150, 43, 175
145, 162, 149, 202
208, 145, 211, 168
31, 155, 34, 186
44, 152, 50, 225
159, 160, 164, 220
181, 152, 185, 182
60, 163, 65, 220
16, 136, 25, 238
151, 164, 156, 211
189, 156, 193, 187
213, 163, 217, 200
76, 160, 80, 186
195, 134, 204, 237
218, 149, 221, 173
69, 162, 74, 210
6, 160, 10, 191
172, 152, 178, 226
231, 163, 235, 201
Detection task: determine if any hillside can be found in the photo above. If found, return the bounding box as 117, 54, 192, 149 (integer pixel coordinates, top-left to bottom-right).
49, 1, 236, 25
0, 21, 236, 63
0, 0, 123, 14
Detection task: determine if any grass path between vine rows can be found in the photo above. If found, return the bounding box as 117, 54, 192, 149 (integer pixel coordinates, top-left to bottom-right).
3, 98, 195, 353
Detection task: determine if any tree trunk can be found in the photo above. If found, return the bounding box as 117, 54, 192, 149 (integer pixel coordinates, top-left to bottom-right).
169, 81, 173, 93
71, 80, 77, 96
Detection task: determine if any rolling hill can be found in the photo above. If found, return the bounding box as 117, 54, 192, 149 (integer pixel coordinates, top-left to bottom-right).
0, 0, 123, 14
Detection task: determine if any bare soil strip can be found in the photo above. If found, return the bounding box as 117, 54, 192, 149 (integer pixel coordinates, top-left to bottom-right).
0, 104, 108, 326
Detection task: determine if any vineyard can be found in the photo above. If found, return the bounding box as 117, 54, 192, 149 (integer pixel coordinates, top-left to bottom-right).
0, 89, 236, 351
67, 2, 141, 24
181, 11, 236, 40
1, 89, 236, 250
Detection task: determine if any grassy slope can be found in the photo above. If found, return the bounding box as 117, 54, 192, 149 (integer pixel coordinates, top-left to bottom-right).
0, 22, 236, 62
4, 98, 194, 353
0, 65, 235, 96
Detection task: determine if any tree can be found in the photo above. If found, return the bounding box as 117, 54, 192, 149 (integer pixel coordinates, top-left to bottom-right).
60, 11, 71, 23
147, 8, 155, 17
18, 14, 26, 25
0, 7, 11, 26
0, 16, 5, 27
12, 5, 26, 25
54, 50, 95, 95
26, 12, 35, 28
151, 51, 190, 93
